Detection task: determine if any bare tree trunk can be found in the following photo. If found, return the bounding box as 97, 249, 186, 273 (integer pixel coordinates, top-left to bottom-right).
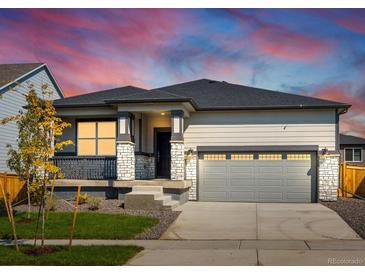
41, 179, 46, 247
26, 179, 31, 220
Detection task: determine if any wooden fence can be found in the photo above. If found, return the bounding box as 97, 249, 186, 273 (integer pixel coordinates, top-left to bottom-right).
0, 173, 25, 203
339, 163, 365, 198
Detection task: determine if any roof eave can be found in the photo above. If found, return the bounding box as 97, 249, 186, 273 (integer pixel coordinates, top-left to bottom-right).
195, 104, 352, 111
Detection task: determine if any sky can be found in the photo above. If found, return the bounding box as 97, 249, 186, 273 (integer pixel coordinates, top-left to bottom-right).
0, 9, 365, 137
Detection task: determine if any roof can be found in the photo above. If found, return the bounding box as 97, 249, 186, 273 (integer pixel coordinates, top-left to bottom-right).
157, 79, 350, 110
0, 62, 64, 97
340, 134, 365, 145
54, 86, 150, 107
0, 63, 44, 88
53, 78, 351, 111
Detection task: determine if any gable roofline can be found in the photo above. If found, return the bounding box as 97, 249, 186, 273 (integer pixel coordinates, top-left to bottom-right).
0, 63, 64, 98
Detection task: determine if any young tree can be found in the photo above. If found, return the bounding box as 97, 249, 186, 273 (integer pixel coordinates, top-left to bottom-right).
1, 82, 72, 246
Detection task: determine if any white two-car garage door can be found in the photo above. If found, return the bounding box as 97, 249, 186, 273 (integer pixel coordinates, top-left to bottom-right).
198, 152, 316, 203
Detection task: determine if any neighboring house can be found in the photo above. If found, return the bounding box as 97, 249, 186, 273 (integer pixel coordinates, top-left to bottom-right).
0, 63, 64, 172
340, 134, 365, 165
53, 79, 351, 203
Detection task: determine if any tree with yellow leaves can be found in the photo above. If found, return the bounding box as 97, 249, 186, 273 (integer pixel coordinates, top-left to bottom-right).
1, 82, 72, 247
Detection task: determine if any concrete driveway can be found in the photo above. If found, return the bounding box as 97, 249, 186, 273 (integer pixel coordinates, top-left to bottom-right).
161, 202, 360, 240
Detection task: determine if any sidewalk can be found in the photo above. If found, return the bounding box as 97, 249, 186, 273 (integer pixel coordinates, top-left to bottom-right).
2, 239, 365, 265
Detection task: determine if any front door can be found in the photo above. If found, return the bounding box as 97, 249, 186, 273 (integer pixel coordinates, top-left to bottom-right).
155, 130, 171, 178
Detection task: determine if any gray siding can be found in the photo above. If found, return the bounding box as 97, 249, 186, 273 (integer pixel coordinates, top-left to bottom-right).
184, 109, 337, 151
0, 68, 61, 171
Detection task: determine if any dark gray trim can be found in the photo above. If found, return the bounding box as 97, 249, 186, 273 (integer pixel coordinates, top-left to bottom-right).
195, 104, 351, 111
117, 111, 133, 142
197, 145, 319, 152
335, 111, 340, 152
311, 151, 318, 203
138, 118, 142, 152
196, 149, 318, 203
171, 110, 184, 141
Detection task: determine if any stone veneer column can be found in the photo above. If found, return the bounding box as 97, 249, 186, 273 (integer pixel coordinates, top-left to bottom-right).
170, 141, 185, 180
318, 153, 340, 201
117, 111, 135, 181
117, 142, 135, 180
185, 150, 197, 200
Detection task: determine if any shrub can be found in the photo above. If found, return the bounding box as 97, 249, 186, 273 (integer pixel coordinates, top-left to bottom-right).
78, 193, 89, 204
47, 198, 56, 211
88, 196, 101, 211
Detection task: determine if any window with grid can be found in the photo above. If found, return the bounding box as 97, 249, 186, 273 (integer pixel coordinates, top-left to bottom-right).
287, 154, 311, 161
77, 121, 116, 156
259, 153, 282, 160
345, 148, 363, 162
231, 154, 254, 160
203, 154, 226, 160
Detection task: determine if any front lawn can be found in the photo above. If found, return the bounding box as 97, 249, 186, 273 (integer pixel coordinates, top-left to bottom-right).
0, 212, 159, 239
0, 245, 143, 265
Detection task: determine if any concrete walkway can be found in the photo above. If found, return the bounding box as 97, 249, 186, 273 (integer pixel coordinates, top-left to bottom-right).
2, 239, 365, 265
161, 202, 360, 240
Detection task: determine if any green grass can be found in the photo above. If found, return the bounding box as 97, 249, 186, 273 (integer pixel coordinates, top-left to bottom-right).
0, 212, 159, 239
0, 245, 143, 265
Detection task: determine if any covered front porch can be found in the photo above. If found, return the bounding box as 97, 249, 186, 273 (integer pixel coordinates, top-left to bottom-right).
54, 104, 189, 183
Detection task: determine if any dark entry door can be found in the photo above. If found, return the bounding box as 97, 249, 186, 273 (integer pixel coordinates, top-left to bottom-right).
155, 130, 171, 178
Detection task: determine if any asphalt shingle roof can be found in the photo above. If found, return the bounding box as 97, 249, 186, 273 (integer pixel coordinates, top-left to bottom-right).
0, 63, 44, 88
157, 79, 350, 110
53, 78, 351, 110
340, 134, 365, 145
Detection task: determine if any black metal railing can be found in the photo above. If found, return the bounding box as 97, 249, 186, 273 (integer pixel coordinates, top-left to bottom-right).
52, 156, 117, 180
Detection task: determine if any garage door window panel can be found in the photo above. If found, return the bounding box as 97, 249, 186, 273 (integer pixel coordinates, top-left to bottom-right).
259, 153, 282, 160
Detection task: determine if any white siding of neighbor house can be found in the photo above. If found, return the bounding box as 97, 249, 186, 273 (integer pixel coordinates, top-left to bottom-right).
184, 109, 337, 151
0, 67, 62, 172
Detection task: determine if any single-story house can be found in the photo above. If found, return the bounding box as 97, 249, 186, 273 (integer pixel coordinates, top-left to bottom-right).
340, 134, 365, 165
53, 79, 351, 203
0, 63, 64, 172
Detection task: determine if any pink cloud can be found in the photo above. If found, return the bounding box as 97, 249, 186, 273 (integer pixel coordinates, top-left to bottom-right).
252, 26, 332, 62
226, 9, 333, 63
337, 17, 365, 35
310, 84, 365, 138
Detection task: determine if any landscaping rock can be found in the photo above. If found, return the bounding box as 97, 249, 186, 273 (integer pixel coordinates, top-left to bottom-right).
322, 197, 365, 239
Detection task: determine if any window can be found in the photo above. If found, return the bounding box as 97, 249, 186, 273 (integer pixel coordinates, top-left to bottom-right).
203, 154, 226, 160
231, 154, 254, 160
259, 153, 282, 160
345, 148, 363, 162
77, 121, 116, 156
287, 154, 311, 161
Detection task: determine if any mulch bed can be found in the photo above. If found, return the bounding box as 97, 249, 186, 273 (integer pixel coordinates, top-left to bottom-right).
24, 246, 60, 256
13, 199, 180, 240
321, 197, 365, 239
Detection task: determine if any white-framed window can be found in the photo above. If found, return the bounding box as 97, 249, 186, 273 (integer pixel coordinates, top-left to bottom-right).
344, 148, 363, 162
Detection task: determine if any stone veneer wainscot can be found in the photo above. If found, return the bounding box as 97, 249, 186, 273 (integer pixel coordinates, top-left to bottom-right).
318, 153, 340, 201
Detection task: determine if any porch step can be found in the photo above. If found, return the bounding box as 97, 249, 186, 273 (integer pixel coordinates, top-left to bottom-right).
162, 200, 180, 210
132, 186, 163, 193
124, 186, 179, 210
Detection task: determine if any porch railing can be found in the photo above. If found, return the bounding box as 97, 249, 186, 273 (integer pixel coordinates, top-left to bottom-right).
52, 156, 117, 180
